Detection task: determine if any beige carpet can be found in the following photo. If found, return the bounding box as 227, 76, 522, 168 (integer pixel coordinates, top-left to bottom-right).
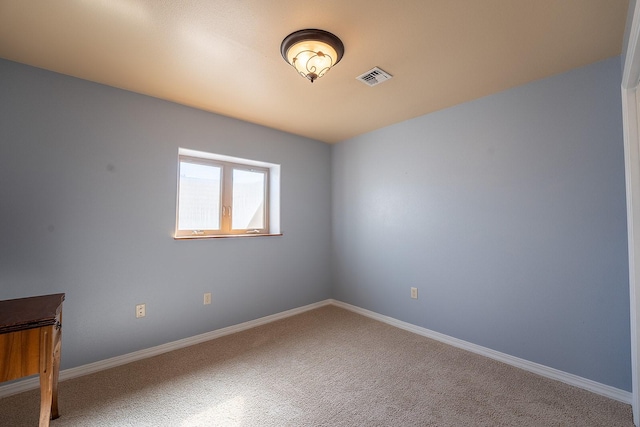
0, 305, 633, 426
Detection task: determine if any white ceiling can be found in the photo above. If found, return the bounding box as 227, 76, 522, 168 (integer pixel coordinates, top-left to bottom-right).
0, 0, 630, 144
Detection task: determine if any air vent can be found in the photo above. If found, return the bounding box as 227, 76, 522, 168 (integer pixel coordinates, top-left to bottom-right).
356, 67, 393, 87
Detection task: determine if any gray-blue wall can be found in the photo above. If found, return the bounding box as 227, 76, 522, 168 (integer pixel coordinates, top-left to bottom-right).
332, 57, 631, 391
0, 59, 332, 369
0, 55, 632, 392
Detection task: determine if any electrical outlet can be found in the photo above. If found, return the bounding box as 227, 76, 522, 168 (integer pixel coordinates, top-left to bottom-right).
411, 287, 418, 299
204, 292, 212, 305
136, 303, 146, 318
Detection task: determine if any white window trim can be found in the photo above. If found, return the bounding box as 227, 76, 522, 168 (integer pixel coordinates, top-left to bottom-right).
175, 147, 281, 239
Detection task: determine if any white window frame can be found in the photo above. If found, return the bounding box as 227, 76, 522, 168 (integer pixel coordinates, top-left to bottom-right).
175, 148, 281, 239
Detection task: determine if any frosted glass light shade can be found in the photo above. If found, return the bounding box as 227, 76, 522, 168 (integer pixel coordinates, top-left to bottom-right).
281, 29, 344, 83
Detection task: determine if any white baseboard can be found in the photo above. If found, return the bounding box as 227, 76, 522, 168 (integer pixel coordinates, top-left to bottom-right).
1, 298, 631, 406
329, 299, 632, 405
0, 299, 332, 399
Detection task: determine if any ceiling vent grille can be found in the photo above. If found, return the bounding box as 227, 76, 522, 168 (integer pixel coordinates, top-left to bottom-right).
356, 67, 393, 87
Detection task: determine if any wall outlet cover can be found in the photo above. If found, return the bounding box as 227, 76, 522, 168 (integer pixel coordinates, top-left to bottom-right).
136, 303, 146, 318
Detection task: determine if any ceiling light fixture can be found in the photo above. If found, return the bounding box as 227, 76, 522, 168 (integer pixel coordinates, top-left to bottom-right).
280, 29, 344, 83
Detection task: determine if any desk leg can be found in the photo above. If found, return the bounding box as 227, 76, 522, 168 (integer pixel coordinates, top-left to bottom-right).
51, 321, 62, 419
38, 327, 54, 427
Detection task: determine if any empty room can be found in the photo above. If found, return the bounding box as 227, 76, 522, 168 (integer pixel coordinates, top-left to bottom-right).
1, 1, 640, 426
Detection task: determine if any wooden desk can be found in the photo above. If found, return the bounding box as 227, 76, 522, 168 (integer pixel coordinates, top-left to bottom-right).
0, 293, 65, 427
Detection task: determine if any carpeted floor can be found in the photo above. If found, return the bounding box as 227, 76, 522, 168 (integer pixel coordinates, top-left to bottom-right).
0, 305, 634, 426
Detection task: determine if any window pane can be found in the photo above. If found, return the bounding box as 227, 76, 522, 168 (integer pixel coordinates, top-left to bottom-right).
232, 169, 265, 230
178, 161, 221, 230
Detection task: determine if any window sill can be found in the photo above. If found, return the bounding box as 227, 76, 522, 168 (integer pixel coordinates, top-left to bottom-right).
174, 233, 283, 240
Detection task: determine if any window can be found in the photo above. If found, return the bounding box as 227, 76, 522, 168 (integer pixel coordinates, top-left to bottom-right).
175, 148, 280, 238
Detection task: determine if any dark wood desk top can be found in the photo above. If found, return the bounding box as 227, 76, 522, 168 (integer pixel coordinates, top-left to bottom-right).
0, 294, 65, 334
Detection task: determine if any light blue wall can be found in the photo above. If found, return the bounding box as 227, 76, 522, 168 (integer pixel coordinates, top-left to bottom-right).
0, 55, 632, 392
0, 59, 332, 369
332, 57, 631, 391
